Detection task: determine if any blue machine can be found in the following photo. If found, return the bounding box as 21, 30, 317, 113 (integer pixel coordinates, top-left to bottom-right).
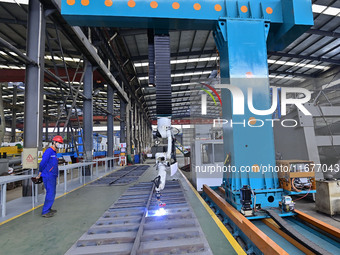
61, 0, 313, 215
93, 133, 108, 157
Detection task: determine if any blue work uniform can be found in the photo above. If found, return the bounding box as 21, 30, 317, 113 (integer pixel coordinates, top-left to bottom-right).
39, 147, 58, 215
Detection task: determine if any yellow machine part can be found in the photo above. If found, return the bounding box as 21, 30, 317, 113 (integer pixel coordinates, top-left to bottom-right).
276, 160, 316, 192
0, 146, 23, 155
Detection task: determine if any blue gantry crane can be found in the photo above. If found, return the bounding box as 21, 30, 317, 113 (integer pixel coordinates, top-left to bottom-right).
59, 2, 340, 254
61, 0, 313, 214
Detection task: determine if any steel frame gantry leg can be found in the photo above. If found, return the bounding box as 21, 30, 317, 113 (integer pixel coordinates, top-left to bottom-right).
214, 19, 282, 210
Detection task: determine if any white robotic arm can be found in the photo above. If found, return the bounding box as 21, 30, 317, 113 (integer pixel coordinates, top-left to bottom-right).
153, 117, 178, 206
157, 117, 173, 160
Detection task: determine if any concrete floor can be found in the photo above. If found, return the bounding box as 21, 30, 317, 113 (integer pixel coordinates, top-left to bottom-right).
0, 163, 238, 255
1, 158, 338, 255
0, 164, 116, 223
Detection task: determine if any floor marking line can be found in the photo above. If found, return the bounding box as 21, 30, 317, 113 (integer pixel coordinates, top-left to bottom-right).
179, 170, 246, 255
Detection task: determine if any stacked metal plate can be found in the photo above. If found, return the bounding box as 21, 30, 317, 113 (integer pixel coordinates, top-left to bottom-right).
65, 181, 212, 255
90, 165, 149, 186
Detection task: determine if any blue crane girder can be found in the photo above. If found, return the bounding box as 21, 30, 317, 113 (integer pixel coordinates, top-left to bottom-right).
61, 0, 314, 213
62, 0, 313, 51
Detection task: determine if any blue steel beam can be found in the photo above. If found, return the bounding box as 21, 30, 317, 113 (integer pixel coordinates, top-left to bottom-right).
62, 0, 283, 27
215, 19, 284, 210
62, 0, 313, 51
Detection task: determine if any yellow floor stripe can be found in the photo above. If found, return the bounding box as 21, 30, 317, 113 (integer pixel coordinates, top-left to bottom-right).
0, 167, 119, 226
179, 170, 246, 255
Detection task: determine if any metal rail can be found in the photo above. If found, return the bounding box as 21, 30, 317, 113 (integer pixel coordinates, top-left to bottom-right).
66, 181, 212, 254
203, 184, 340, 255
262, 218, 315, 255
203, 185, 288, 255
266, 209, 332, 255
294, 209, 340, 240
130, 183, 154, 255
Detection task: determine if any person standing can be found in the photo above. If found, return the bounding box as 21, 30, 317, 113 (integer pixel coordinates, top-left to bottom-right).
36, 135, 63, 218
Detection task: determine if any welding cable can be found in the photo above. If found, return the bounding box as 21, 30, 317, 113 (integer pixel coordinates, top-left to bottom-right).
293, 184, 311, 202
171, 127, 180, 135
291, 178, 302, 192
251, 189, 256, 212
331, 216, 340, 222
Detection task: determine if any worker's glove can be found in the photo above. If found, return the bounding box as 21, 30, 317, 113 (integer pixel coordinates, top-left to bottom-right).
31, 176, 43, 184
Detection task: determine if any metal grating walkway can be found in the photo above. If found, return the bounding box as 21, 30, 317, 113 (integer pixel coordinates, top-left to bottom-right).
65, 181, 212, 255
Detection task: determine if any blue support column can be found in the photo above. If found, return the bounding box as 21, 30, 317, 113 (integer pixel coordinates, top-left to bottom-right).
24, 0, 45, 150
107, 85, 114, 158
83, 60, 93, 162
214, 19, 282, 210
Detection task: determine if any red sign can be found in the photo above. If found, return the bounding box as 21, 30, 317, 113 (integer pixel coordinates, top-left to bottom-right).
26, 154, 34, 163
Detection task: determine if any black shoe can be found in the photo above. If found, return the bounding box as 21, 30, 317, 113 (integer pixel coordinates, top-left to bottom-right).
42, 212, 54, 218
50, 209, 57, 213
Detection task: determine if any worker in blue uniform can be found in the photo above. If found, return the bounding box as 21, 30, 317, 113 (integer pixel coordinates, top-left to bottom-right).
37, 135, 63, 218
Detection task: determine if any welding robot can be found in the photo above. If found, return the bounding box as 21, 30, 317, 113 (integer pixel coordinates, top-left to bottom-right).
153, 117, 178, 207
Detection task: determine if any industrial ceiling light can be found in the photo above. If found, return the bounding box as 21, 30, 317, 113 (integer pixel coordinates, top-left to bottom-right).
0, 0, 28, 5
312, 4, 327, 13
312, 4, 340, 16
134, 57, 218, 67
323, 7, 340, 16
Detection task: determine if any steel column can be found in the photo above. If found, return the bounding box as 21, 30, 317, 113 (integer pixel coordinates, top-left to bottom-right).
138, 107, 142, 153
137, 107, 141, 153
83, 60, 93, 162
44, 103, 49, 142
131, 104, 135, 154
0, 86, 4, 144
120, 98, 126, 144
24, 0, 45, 150
107, 85, 114, 158
136, 107, 139, 153
141, 116, 145, 152
134, 103, 138, 153
126, 102, 131, 155
215, 20, 281, 210
297, 107, 322, 178
11, 85, 17, 142
57, 105, 61, 135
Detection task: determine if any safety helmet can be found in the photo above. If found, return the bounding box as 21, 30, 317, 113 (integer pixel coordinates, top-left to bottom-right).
52, 135, 64, 144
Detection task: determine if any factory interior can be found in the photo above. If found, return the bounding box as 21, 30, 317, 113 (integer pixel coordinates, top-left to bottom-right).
0, 0, 340, 254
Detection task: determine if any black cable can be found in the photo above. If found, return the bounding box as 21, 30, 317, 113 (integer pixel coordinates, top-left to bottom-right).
331, 216, 340, 222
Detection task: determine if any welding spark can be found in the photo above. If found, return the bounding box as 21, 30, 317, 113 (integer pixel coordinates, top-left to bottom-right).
155, 207, 166, 216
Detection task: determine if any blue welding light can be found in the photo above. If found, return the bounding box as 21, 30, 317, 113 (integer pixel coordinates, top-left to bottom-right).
155, 208, 166, 216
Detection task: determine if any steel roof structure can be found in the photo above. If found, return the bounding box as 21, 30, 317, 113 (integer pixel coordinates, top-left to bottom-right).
0, 0, 339, 127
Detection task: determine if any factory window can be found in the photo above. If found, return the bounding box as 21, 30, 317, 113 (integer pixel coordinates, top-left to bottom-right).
201, 144, 213, 164
214, 144, 224, 162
